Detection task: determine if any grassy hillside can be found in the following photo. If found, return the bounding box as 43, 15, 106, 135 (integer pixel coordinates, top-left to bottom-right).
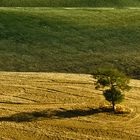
0, 72, 140, 139
0, 0, 140, 7
0, 8, 140, 78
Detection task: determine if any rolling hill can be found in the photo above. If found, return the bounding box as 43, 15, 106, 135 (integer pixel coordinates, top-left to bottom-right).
0, 72, 140, 139
0, 0, 140, 7
0, 8, 140, 78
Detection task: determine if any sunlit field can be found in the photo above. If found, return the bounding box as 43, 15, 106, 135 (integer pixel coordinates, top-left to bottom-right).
0, 72, 140, 139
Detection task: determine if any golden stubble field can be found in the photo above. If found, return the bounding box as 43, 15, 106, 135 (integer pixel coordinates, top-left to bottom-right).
0, 72, 140, 140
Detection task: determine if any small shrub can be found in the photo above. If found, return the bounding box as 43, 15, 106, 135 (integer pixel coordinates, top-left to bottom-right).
115, 105, 131, 114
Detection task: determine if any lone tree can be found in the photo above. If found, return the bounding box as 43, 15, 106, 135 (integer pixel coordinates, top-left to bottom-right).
93, 68, 130, 112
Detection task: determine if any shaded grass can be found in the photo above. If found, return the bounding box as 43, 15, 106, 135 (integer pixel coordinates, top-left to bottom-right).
0, 0, 140, 7
0, 8, 140, 78
0, 107, 116, 122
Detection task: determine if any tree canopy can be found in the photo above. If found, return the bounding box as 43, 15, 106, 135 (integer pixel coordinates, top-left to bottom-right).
93, 68, 130, 112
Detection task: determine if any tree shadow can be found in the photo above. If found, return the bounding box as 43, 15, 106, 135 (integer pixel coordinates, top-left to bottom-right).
0, 107, 113, 123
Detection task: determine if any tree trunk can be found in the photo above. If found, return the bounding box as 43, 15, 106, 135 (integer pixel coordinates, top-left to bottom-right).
112, 101, 115, 112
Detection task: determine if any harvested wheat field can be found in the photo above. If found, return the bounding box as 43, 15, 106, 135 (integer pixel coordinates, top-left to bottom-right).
0, 72, 140, 139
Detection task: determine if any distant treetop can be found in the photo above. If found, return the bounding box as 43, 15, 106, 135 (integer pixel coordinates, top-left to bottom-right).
0, 0, 140, 7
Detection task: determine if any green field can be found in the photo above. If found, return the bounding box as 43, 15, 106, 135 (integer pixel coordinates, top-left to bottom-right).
0, 0, 140, 7
0, 8, 140, 78
0, 72, 140, 139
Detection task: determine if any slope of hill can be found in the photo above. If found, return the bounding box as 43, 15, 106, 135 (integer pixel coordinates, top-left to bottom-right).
0, 8, 140, 78
0, 0, 140, 7
0, 72, 140, 139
